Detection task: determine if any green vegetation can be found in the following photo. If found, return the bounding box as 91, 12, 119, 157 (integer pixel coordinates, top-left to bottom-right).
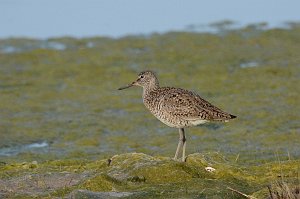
0, 153, 299, 198
0, 23, 299, 197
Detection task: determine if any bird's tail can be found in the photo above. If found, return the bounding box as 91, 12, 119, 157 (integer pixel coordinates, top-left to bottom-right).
230, 114, 237, 119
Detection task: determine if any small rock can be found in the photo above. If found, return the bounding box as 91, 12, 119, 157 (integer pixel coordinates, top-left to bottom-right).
205, 166, 216, 172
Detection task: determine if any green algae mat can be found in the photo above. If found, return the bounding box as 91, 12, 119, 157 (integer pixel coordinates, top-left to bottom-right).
1, 153, 299, 198
0, 24, 300, 198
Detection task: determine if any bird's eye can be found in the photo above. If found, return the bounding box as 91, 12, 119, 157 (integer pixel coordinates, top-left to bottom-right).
140, 75, 144, 78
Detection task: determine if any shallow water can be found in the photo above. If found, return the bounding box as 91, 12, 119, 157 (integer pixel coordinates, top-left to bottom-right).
0, 141, 48, 156
0, 26, 299, 166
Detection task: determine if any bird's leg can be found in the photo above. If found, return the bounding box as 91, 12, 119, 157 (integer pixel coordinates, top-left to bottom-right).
181, 128, 187, 162
173, 128, 184, 160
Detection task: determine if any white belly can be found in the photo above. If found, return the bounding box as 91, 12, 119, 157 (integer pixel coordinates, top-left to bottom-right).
190, 119, 209, 126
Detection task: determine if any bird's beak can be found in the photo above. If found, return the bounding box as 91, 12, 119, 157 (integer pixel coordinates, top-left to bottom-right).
118, 81, 136, 90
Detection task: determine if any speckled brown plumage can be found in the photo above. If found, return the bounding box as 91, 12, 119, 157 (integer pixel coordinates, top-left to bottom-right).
118, 70, 236, 162
143, 86, 236, 128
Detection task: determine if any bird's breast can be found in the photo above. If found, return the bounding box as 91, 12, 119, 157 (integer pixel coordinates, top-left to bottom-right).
143, 98, 189, 128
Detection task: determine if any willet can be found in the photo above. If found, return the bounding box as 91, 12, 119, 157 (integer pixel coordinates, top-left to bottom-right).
118, 71, 236, 162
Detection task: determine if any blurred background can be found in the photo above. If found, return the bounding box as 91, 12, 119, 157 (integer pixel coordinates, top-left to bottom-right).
1, 0, 300, 38
0, 0, 299, 164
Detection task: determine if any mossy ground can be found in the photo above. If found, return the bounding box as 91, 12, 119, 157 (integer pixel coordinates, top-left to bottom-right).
0, 153, 299, 198
0, 23, 300, 198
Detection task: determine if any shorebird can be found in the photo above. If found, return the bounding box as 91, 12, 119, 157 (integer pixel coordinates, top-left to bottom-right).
118, 71, 236, 162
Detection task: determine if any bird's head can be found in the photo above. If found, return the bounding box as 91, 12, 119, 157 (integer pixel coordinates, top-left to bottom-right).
118, 71, 159, 90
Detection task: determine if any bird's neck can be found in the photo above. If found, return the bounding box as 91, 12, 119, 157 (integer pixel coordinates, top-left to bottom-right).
142, 82, 159, 98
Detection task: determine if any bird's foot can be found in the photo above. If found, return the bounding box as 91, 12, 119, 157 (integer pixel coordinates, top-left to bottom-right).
173, 157, 182, 162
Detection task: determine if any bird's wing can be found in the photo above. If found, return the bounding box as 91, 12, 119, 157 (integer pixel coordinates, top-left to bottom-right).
159, 88, 232, 121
